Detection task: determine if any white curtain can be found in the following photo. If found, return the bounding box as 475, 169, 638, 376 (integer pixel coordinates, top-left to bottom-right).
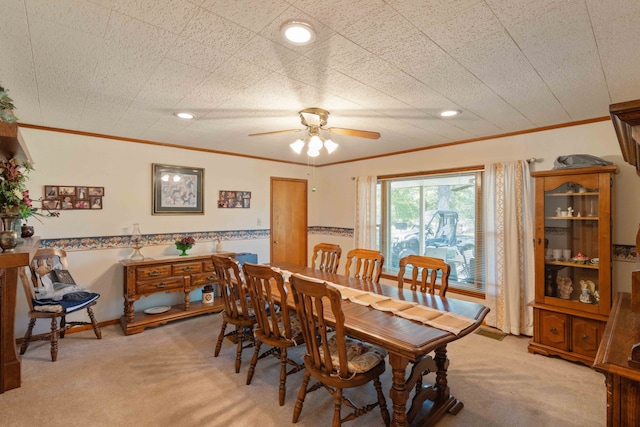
354, 176, 377, 249
484, 160, 535, 336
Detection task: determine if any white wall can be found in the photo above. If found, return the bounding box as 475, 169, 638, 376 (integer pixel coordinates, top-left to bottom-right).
16, 128, 310, 335
14, 120, 640, 337
313, 120, 640, 295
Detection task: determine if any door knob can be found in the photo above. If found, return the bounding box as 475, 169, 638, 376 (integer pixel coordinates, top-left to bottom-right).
274, 240, 279, 244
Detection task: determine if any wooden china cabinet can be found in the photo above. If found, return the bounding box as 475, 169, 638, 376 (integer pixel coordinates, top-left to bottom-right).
528, 165, 617, 365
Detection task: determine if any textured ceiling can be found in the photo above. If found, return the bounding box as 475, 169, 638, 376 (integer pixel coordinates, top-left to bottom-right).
2, 0, 640, 165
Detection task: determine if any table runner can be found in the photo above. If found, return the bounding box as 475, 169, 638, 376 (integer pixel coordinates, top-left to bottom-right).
277, 269, 474, 335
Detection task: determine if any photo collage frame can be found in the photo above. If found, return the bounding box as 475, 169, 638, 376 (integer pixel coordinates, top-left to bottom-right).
44, 185, 104, 210
218, 190, 251, 208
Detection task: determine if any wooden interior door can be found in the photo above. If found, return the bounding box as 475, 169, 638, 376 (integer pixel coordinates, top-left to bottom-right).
271, 177, 307, 265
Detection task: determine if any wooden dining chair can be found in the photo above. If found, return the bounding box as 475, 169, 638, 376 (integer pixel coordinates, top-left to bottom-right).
212, 254, 257, 373
242, 262, 305, 405
343, 248, 384, 282
397, 254, 451, 296
397, 254, 451, 395
289, 274, 390, 427
311, 243, 342, 273
17, 248, 101, 362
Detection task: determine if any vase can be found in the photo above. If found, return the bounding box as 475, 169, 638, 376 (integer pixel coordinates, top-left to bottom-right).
21, 224, 34, 238
1, 214, 22, 250
176, 244, 192, 256
0, 230, 18, 252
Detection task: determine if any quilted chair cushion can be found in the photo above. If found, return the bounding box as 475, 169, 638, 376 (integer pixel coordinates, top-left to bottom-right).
32, 292, 100, 313
235, 296, 256, 318
321, 333, 387, 374
274, 312, 303, 345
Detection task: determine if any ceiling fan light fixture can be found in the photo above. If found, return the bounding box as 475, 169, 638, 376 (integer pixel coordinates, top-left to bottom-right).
174, 111, 195, 119
308, 134, 323, 151
440, 109, 461, 117
281, 20, 316, 45
324, 138, 338, 154
290, 138, 305, 154
307, 147, 320, 157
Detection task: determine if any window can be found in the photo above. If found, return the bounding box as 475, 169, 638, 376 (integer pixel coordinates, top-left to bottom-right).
378, 168, 485, 296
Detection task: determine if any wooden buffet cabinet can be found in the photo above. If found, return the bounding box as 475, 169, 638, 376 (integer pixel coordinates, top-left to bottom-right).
593, 226, 640, 427
120, 254, 230, 335
528, 166, 617, 365
0, 237, 39, 394
593, 292, 640, 427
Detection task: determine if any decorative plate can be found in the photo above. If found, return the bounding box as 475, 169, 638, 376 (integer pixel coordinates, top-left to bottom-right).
144, 305, 171, 314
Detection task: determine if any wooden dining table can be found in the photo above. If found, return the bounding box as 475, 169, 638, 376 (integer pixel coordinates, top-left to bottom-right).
270, 262, 490, 427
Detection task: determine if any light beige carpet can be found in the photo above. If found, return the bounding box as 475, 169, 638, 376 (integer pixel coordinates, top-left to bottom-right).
0, 313, 605, 426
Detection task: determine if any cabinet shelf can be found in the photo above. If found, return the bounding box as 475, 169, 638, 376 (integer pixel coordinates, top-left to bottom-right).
546, 216, 598, 220
539, 297, 601, 311
548, 192, 599, 196
545, 261, 598, 269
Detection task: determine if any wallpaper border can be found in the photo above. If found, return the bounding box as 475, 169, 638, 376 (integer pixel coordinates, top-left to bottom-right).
40, 227, 355, 251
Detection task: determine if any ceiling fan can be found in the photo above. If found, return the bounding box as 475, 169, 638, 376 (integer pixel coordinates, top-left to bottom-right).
248, 107, 381, 156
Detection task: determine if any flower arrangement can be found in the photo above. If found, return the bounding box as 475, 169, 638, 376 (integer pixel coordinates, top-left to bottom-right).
175, 235, 195, 256
0, 158, 60, 223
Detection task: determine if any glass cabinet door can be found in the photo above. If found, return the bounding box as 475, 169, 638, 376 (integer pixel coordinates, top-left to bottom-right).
537, 170, 611, 316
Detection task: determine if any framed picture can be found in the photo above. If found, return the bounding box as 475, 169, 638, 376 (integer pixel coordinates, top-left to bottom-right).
152, 164, 204, 215
59, 186, 76, 196
45, 186, 58, 198
218, 190, 251, 208
43, 185, 103, 210
88, 187, 104, 196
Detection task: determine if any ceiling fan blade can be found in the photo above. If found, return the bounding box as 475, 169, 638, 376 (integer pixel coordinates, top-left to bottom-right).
325, 127, 381, 139
248, 129, 305, 137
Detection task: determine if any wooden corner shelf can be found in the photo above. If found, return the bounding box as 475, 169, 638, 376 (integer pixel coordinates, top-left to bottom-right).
0, 122, 31, 163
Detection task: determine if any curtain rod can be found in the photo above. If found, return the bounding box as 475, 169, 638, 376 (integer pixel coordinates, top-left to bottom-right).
351, 159, 540, 180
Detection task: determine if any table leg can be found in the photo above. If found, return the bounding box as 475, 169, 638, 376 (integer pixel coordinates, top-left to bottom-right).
388, 353, 410, 427
400, 345, 462, 426
434, 345, 450, 400
184, 277, 191, 310
124, 299, 134, 323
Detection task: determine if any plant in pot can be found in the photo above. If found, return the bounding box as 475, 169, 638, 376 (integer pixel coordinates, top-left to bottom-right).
0, 158, 60, 238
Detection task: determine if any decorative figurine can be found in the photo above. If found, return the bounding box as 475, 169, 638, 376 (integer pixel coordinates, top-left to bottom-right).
557, 276, 573, 299
579, 280, 597, 304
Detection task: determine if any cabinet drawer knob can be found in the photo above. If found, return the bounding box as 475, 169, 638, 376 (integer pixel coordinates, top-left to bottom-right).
550, 327, 558, 334
206, 275, 216, 281
582, 334, 589, 342
155, 282, 168, 288
183, 267, 193, 272
148, 270, 162, 276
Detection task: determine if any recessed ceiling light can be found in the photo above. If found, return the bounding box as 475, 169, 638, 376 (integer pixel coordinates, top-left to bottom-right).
174, 112, 194, 120
440, 110, 461, 117
280, 20, 316, 45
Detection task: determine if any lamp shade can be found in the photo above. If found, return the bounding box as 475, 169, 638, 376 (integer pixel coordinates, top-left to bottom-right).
290, 139, 305, 154
308, 134, 323, 151
324, 138, 338, 153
